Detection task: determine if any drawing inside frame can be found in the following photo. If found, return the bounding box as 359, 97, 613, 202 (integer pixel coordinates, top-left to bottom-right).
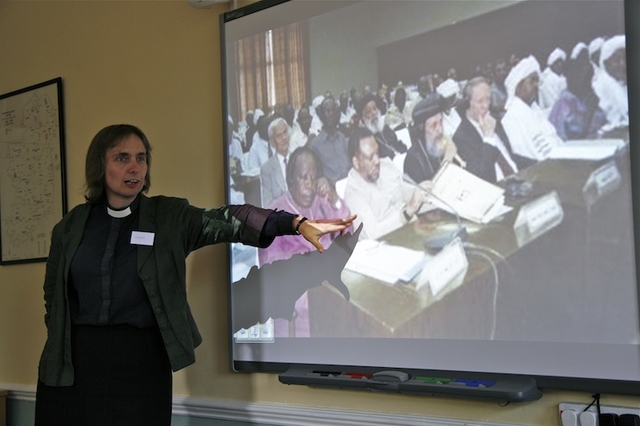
0, 77, 67, 264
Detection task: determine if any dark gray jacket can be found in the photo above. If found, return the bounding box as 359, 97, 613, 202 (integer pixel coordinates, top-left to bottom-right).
38, 195, 272, 386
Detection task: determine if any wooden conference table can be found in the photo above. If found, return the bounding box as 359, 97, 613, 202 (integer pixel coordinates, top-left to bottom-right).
307, 148, 637, 344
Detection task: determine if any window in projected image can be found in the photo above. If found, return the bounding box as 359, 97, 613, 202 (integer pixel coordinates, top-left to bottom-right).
223, 0, 639, 387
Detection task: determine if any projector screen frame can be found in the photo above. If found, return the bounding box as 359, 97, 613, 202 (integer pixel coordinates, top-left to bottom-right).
220, 0, 640, 396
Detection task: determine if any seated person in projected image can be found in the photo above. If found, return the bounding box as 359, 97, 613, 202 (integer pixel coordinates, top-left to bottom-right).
404, 93, 461, 185
548, 57, 608, 141
344, 127, 429, 241
404, 75, 436, 126
227, 115, 245, 184
243, 110, 255, 153
309, 94, 328, 137
592, 35, 628, 133
538, 47, 567, 114
246, 109, 271, 172
588, 36, 605, 73
339, 90, 355, 130
307, 96, 351, 186
260, 117, 291, 207
571, 41, 589, 64
294, 104, 315, 146
384, 85, 409, 131
587, 37, 607, 89
490, 59, 510, 119
356, 92, 408, 160
259, 146, 353, 337
281, 103, 306, 153
436, 78, 463, 139
500, 55, 564, 162
453, 77, 534, 183
378, 83, 391, 114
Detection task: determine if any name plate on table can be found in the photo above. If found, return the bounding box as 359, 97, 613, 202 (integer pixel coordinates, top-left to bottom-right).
417, 237, 468, 298
582, 161, 621, 206
514, 191, 564, 247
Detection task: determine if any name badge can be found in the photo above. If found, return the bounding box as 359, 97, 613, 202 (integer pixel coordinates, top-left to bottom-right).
131, 231, 155, 246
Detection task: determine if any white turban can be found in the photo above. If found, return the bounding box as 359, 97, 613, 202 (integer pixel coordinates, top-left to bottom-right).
600, 35, 626, 68
253, 108, 264, 126
504, 55, 541, 100
571, 42, 587, 59
312, 95, 324, 109
436, 78, 460, 98
547, 48, 566, 66
589, 37, 605, 56
311, 95, 324, 116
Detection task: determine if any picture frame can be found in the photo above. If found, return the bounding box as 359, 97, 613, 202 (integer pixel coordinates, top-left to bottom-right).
0, 77, 67, 265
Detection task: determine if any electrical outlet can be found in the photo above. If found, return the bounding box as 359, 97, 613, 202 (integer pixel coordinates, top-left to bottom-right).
560, 402, 640, 425
561, 409, 579, 426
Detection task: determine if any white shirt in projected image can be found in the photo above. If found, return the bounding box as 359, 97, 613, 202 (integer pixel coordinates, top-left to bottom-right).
344, 157, 415, 241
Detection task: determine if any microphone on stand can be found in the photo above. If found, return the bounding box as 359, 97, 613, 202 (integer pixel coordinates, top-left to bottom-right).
403, 173, 467, 251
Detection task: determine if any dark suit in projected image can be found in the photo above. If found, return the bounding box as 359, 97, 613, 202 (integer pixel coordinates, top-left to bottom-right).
453, 77, 533, 183
403, 93, 460, 185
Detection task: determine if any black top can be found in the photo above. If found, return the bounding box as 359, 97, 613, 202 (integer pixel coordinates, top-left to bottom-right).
69, 196, 297, 328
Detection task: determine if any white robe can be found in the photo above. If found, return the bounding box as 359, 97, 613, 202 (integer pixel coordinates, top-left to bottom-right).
539, 68, 567, 113
501, 97, 563, 161
344, 158, 415, 241
592, 70, 628, 130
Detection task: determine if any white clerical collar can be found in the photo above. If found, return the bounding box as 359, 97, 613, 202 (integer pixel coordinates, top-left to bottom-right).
107, 205, 132, 218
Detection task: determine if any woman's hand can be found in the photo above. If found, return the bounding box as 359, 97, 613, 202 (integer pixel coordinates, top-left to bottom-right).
295, 214, 357, 252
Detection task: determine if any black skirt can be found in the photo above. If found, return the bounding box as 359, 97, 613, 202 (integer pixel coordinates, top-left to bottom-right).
35, 324, 172, 426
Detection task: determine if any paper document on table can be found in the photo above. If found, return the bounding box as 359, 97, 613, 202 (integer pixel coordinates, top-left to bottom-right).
344, 240, 427, 284
395, 127, 412, 150
547, 139, 625, 160
429, 162, 510, 224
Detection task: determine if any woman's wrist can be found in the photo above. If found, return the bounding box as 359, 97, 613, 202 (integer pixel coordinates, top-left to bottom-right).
294, 216, 308, 235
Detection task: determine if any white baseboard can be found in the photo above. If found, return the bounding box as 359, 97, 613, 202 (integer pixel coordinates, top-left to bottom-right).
1, 383, 523, 426
173, 395, 524, 426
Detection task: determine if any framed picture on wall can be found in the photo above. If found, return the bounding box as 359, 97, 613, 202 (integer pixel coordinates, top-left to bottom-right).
0, 77, 67, 265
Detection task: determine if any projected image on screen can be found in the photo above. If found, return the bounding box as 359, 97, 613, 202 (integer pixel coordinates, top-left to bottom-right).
223, 0, 639, 384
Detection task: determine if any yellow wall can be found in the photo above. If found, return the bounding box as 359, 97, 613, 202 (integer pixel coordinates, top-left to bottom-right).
0, 1, 637, 425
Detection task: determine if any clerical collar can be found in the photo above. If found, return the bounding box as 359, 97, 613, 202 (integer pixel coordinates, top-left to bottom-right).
104, 195, 140, 219
107, 205, 132, 218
